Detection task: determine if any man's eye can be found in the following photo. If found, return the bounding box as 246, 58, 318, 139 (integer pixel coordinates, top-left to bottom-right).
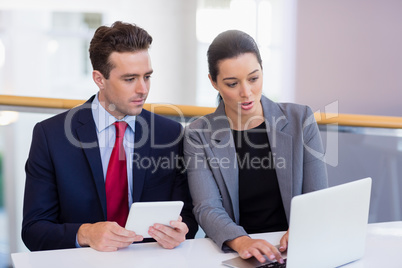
125, 78, 135, 82
145, 75, 152, 80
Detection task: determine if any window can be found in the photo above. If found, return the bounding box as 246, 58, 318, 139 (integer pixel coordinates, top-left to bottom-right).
0, 10, 102, 99
47, 12, 102, 98
196, 0, 284, 106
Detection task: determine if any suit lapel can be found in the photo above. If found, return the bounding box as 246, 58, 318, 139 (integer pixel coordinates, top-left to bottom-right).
209, 104, 240, 222
207, 97, 295, 222
261, 96, 293, 220
75, 97, 107, 218
132, 110, 151, 202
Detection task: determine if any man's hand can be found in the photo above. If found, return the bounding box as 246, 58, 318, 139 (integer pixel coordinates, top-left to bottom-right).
77, 222, 143, 251
226, 236, 285, 264
148, 216, 189, 249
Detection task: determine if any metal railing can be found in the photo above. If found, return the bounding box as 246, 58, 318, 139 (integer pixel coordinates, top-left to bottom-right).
1, 94, 402, 128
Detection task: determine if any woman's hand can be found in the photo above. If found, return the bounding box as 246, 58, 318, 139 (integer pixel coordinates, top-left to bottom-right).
279, 229, 289, 252
226, 236, 285, 264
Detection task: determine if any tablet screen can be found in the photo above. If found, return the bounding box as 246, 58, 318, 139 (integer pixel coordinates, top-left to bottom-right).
125, 201, 184, 238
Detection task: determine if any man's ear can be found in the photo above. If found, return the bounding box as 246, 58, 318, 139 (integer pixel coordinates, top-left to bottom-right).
92, 70, 106, 90
208, 74, 219, 91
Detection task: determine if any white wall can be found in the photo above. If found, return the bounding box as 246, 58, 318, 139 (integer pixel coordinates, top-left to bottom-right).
294, 0, 402, 116
293, 0, 402, 225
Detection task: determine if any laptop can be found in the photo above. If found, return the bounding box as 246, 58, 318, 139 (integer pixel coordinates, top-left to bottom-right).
222, 177, 372, 268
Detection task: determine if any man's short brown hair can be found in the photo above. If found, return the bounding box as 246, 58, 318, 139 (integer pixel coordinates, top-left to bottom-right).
89, 21, 153, 79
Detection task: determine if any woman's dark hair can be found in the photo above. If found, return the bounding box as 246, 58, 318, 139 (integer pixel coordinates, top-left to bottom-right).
89, 21, 153, 79
207, 29, 262, 83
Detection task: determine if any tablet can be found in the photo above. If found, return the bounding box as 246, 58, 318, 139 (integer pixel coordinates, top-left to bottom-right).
125, 201, 184, 238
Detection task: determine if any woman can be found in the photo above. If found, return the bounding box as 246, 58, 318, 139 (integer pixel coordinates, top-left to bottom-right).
183, 30, 328, 264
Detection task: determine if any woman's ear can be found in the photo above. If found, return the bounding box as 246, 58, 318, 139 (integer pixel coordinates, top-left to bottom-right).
208, 74, 219, 91
92, 70, 105, 90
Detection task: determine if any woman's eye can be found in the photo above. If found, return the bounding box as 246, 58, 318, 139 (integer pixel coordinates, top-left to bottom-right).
226, 82, 237, 88
250, 76, 259, 82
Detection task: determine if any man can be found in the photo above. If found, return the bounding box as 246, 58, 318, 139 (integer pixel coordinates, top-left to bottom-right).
22, 21, 197, 252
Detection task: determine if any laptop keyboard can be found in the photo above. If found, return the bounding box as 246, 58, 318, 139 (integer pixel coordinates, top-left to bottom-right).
257, 259, 287, 268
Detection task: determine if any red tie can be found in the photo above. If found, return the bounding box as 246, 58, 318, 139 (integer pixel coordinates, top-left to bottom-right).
105, 121, 129, 227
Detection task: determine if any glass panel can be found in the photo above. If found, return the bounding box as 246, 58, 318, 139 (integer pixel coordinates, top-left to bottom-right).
320, 126, 402, 223
0, 144, 7, 268
0, 109, 59, 267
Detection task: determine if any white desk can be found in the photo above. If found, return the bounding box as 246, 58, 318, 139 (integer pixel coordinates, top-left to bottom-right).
12, 221, 402, 268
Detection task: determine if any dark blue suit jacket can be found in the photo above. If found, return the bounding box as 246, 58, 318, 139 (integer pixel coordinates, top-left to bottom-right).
22, 96, 197, 251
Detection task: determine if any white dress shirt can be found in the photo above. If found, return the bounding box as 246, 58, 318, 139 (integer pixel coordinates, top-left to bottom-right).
91, 94, 136, 207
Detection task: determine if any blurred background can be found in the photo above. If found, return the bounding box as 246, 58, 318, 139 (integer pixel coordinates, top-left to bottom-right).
0, 0, 402, 267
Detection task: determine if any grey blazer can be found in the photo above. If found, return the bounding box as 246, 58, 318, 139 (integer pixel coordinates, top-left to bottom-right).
183, 96, 328, 251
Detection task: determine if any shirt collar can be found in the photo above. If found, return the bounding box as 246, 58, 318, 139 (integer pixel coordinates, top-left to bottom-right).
92, 93, 136, 133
